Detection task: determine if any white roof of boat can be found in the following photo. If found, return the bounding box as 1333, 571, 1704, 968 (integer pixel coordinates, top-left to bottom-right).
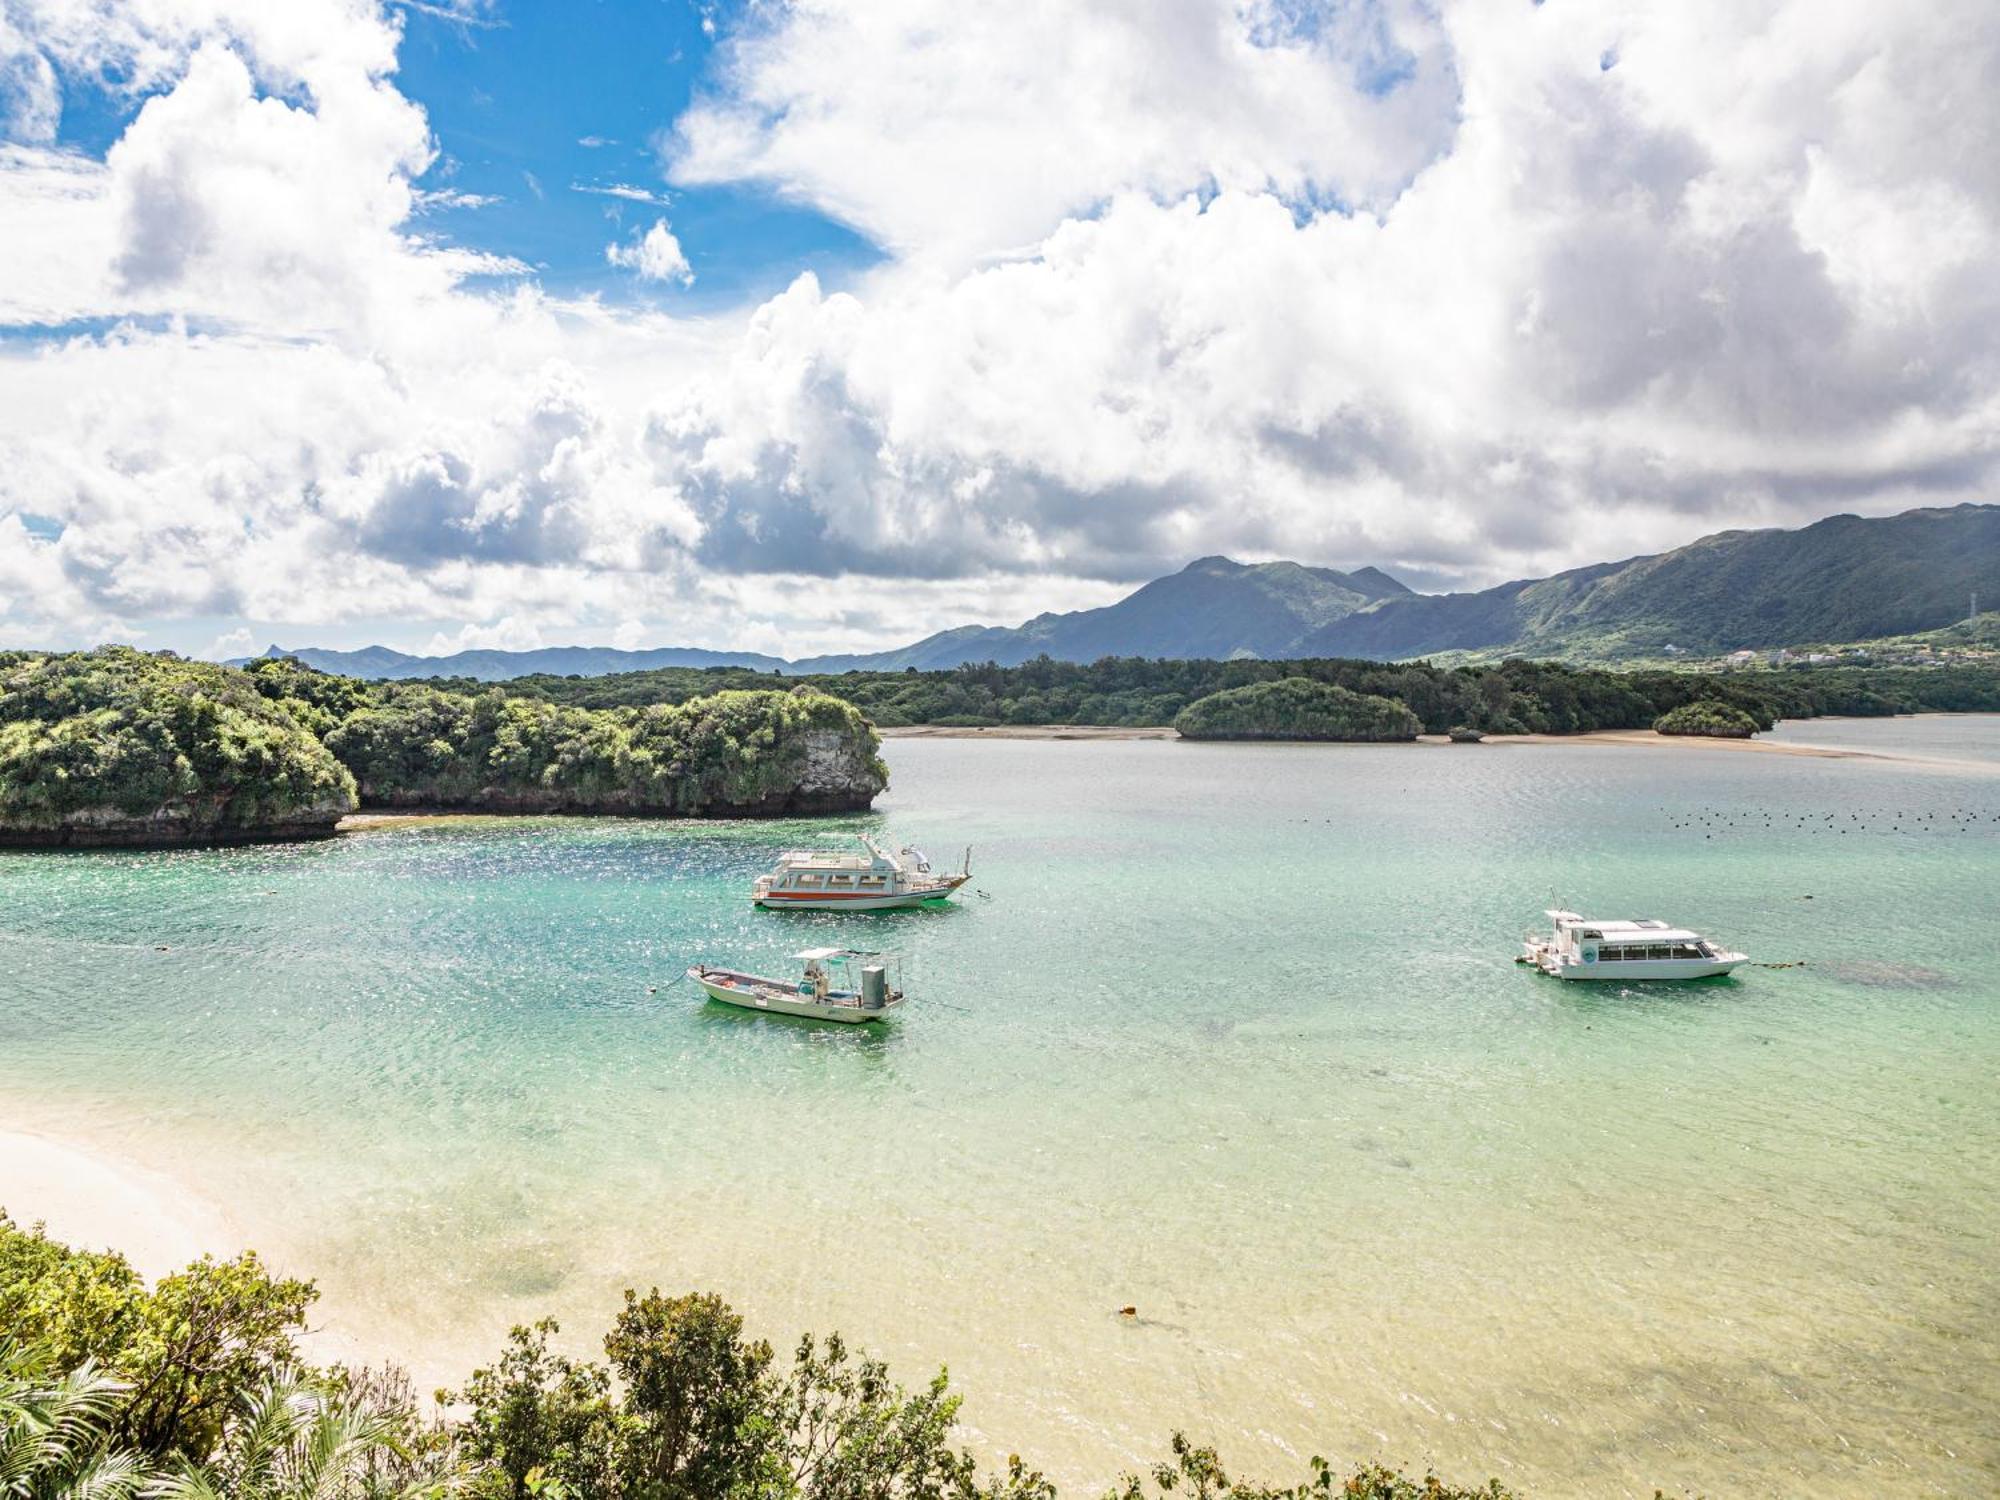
792, 947, 880, 960
1551, 913, 1709, 943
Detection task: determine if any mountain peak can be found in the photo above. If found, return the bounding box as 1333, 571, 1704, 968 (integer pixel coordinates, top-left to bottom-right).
1344, 566, 1413, 597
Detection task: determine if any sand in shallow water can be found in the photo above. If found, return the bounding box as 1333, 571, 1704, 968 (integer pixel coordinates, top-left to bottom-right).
0, 1127, 236, 1278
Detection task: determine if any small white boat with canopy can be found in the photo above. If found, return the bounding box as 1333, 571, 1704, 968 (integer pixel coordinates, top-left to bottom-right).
1522, 911, 1747, 981
752, 835, 969, 911
688, 948, 904, 1023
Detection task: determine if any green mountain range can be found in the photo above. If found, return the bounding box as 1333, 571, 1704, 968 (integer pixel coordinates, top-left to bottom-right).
251, 503, 1996, 677
815, 558, 1412, 670
1301, 503, 1996, 661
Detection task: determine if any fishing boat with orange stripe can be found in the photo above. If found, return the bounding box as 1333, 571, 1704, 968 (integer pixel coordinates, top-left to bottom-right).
752, 834, 971, 911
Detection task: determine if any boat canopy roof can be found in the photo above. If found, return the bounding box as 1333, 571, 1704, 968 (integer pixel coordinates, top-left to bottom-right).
773, 850, 896, 870
1549, 912, 1709, 943
792, 947, 882, 961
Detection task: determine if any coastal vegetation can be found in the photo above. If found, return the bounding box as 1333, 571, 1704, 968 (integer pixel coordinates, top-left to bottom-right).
0, 650, 885, 846
1653, 701, 1760, 738
1173, 678, 1421, 741
0, 1212, 1515, 1500
244, 655, 887, 816
6, 644, 1993, 841
419, 653, 2000, 736
0, 647, 356, 846
312, 681, 884, 817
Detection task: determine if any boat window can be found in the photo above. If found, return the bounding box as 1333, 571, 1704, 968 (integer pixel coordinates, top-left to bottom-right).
1646, 945, 1670, 960
1671, 944, 1698, 959
1600, 946, 1622, 961
798, 873, 821, 886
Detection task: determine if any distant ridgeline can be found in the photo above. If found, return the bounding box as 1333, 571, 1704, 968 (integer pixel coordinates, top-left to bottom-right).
250, 503, 1998, 677
0, 649, 887, 847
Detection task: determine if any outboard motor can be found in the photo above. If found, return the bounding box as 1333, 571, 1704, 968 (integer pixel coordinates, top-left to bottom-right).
861, 965, 889, 1009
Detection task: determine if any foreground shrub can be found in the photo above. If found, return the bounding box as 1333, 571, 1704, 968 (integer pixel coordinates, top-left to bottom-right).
0, 1338, 156, 1500
3, 1214, 1521, 1499
0, 1211, 315, 1460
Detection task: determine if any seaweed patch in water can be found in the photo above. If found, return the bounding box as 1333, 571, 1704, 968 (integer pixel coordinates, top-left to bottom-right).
1818, 959, 1958, 990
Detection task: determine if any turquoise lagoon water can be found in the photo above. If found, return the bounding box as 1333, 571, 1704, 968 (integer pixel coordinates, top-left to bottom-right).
4, 719, 1999, 1497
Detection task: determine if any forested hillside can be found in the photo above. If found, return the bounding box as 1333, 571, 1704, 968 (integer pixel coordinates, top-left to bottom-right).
1303, 504, 1998, 660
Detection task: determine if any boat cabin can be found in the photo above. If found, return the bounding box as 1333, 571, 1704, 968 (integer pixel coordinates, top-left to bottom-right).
752, 835, 968, 910
1524, 910, 1746, 981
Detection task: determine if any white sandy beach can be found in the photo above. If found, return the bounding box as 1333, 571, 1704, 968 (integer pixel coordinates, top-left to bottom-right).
877, 723, 1177, 740
884, 722, 1889, 758
0, 1126, 239, 1278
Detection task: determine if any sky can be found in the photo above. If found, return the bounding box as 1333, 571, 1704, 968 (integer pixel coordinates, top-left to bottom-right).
0, 0, 1995, 661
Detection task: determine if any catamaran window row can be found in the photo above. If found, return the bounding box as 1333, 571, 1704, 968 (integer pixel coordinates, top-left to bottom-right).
1590, 942, 1721, 961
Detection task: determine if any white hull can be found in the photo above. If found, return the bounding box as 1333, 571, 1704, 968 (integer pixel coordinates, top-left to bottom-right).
690, 968, 902, 1023
1540, 957, 1746, 981
753, 881, 962, 912
752, 835, 970, 912
1522, 915, 1747, 982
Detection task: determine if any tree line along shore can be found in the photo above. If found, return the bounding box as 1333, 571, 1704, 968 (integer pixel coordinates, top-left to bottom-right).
0, 648, 888, 847
0, 1209, 1514, 1500
4, 646, 1996, 846
414, 652, 2000, 734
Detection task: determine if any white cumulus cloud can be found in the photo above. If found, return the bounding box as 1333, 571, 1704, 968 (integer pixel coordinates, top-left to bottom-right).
605, 218, 693, 285
0, 0, 1995, 657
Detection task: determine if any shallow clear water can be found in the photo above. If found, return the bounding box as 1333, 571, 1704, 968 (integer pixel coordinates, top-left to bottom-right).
4, 720, 1999, 1497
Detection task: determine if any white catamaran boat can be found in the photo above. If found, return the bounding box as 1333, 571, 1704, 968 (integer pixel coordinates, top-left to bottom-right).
752, 835, 970, 911
689, 948, 904, 1023
1522, 910, 1748, 981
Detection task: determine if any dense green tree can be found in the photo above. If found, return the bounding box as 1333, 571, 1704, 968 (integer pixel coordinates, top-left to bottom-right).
0, 649, 355, 845
433, 651, 2000, 737
0, 651, 887, 842
1173, 679, 1422, 741
1653, 702, 1761, 738
316, 684, 883, 816
603, 1291, 772, 1500
449, 1322, 616, 1500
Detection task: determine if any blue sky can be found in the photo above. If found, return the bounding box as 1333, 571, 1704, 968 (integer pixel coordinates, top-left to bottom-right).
34, 0, 878, 316
0, 0, 1991, 659
391, 1, 878, 308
